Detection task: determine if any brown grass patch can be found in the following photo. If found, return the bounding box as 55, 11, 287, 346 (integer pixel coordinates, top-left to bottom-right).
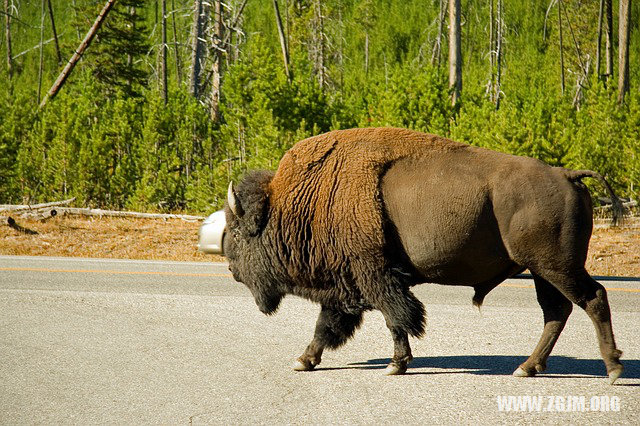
1, 215, 638, 277
1, 215, 223, 263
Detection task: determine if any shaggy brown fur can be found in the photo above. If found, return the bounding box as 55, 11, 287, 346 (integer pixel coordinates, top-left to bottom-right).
225, 127, 623, 381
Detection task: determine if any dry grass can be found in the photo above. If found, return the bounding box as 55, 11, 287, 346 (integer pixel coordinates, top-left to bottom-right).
1, 215, 224, 263
586, 227, 640, 277
1, 215, 638, 277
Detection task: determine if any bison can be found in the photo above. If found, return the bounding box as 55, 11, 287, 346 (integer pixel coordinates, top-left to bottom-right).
225, 127, 624, 383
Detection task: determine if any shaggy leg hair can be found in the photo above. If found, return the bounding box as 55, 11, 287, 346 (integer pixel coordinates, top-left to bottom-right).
354, 269, 426, 375
294, 305, 364, 371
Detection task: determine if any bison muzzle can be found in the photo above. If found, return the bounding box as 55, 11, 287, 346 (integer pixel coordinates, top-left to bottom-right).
224, 127, 624, 383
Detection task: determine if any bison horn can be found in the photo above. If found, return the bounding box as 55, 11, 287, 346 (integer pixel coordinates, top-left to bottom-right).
227, 181, 238, 216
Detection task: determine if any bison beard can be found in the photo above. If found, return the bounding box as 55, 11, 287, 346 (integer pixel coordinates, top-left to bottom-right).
225, 127, 624, 383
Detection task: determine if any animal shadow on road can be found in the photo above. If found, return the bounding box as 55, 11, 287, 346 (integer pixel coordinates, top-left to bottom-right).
347, 356, 640, 383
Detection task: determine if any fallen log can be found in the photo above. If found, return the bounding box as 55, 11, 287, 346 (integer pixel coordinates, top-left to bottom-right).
0, 197, 76, 213
18, 208, 58, 221
54, 207, 205, 221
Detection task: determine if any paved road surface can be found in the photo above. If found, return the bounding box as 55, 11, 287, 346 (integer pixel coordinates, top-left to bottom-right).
1, 256, 639, 424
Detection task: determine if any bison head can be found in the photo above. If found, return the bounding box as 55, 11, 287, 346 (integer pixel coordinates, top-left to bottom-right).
225, 170, 285, 315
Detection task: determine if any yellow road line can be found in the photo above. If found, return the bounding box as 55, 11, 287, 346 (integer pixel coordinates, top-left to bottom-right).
1, 267, 638, 293
500, 283, 535, 289
0, 267, 230, 278
500, 283, 640, 293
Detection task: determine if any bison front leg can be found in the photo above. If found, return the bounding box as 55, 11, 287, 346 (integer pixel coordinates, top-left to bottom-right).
294, 305, 363, 372
377, 287, 426, 375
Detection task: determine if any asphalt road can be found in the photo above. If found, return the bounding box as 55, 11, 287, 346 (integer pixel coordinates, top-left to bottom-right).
1, 255, 639, 425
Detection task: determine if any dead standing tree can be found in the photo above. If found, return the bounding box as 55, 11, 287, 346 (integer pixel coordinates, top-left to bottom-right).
596, 0, 604, 79
170, 0, 182, 85
273, 0, 291, 82
448, 0, 462, 106
222, 0, 249, 65
189, 0, 207, 98
37, 0, 45, 105
46, 0, 61, 65
4, 0, 12, 79
310, 0, 327, 90
431, 0, 446, 67
486, 0, 504, 109
543, 0, 565, 95
39, 0, 117, 109
159, 0, 168, 103
560, 2, 589, 109
618, 0, 631, 105
494, 0, 503, 110
605, 0, 613, 79
210, 0, 222, 121
558, 0, 565, 95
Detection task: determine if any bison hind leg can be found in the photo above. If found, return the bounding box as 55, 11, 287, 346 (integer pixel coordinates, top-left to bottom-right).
519, 268, 623, 384
514, 272, 573, 378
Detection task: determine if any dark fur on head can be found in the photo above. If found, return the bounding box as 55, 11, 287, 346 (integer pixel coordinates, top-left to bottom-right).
225, 169, 285, 314
227, 170, 275, 236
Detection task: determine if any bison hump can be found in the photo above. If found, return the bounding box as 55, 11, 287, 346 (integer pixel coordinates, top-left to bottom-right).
267, 128, 465, 272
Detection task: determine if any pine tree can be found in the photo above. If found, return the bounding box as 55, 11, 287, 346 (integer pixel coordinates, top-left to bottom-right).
90, 0, 150, 98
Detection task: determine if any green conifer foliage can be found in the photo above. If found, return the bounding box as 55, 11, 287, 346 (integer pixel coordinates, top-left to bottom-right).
90, 0, 150, 98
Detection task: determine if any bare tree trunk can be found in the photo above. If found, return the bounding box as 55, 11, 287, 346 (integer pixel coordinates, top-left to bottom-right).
431, 0, 446, 67
558, 0, 565, 95
189, 0, 204, 98
618, 0, 631, 104
596, 0, 604, 79
71, 0, 81, 40
364, 32, 369, 74
337, 4, 344, 88
486, 0, 495, 102
126, 6, 135, 90
562, 2, 586, 78
171, 0, 182, 85
222, 0, 248, 65
222, 0, 248, 47
495, 0, 503, 110
210, 0, 222, 121
273, 0, 290, 81
489, 0, 494, 70
37, 0, 45, 105
605, 0, 613, 79
312, 0, 326, 89
160, 0, 168, 103
46, 0, 61, 65
4, 0, 12, 79
39, 0, 117, 109
448, 0, 462, 106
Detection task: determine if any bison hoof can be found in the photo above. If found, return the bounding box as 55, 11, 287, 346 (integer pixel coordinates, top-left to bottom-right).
384, 362, 407, 376
608, 366, 623, 385
293, 359, 316, 372
512, 367, 536, 378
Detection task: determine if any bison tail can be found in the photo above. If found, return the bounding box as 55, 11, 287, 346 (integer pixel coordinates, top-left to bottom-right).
563, 169, 625, 226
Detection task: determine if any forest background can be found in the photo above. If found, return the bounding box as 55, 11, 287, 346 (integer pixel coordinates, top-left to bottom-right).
1, 0, 638, 214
